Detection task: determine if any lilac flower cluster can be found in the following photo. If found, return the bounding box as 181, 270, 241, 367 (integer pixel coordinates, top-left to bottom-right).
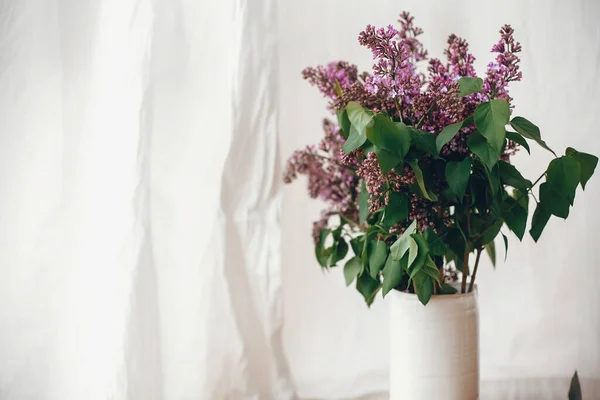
286, 13, 524, 243
355, 153, 415, 212
397, 11, 428, 62
483, 25, 523, 104
284, 120, 359, 243
358, 24, 423, 114
444, 34, 477, 78
302, 62, 359, 111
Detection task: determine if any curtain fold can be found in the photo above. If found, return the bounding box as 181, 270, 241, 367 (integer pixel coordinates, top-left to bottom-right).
0, 0, 292, 398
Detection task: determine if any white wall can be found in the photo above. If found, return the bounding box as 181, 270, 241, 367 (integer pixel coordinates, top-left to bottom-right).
279, 1, 600, 398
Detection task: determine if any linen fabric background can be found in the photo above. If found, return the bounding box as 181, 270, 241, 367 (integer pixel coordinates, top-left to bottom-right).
0, 0, 598, 399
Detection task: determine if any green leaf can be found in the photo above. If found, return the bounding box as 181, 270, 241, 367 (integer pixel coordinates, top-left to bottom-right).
498, 160, 532, 189
367, 115, 411, 158
445, 158, 471, 202
566, 147, 598, 190
408, 160, 438, 201
374, 147, 402, 173
360, 228, 377, 265
334, 80, 343, 97
382, 253, 408, 297
436, 120, 463, 153
475, 218, 503, 247
407, 236, 418, 269
356, 272, 381, 307
439, 283, 458, 295
344, 257, 363, 286
335, 237, 349, 264
501, 196, 528, 240
390, 219, 418, 261
467, 131, 499, 170
336, 108, 351, 139
546, 156, 581, 205
512, 188, 529, 212
409, 128, 438, 155
458, 77, 483, 97
501, 233, 508, 262
383, 191, 409, 229
343, 102, 373, 153
529, 203, 552, 242
568, 371, 582, 400
474, 99, 510, 151
412, 272, 434, 305
440, 187, 458, 202
408, 233, 429, 276
486, 240, 496, 267
315, 226, 347, 267
424, 228, 447, 256
539, 182, 570, 218
315, 229, 331, 267
359, 180, 370, 223
486, 162, 501, 197
506, 131, 530, 154
510, 116, 556, 156
368, 240, 388, 279
350, 235, 364, 257
423, 256, 442, 283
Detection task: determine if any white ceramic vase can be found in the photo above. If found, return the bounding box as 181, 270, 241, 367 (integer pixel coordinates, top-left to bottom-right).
389, 287, 479, 400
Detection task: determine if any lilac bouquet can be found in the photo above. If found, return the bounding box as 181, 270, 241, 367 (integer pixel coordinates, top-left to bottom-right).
284, 12, 597, 305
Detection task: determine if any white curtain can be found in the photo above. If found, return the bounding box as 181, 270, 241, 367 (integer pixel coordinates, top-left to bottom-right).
0, 0, 598, 399
0, 0, 292, 398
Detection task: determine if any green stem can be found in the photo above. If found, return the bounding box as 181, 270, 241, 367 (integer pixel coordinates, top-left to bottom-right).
468, 248, 483, 293
394, 96, 403, 121
461, 196, 472, 294
461, 249, 469, 294
415, 104, 436, 129
339, 214, 360, 230
505, 172, 546, 213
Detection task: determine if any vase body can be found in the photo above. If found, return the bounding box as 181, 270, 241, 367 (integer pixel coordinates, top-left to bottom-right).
389, 288, 479, 400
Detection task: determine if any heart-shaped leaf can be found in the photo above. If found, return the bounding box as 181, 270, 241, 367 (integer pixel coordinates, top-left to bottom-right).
368, 240, 388, 279
383, 191, 409, 229
474, 99, 510, 152
446, 158, 472, 202
408, 160, 438, 201
344, 257, 363, 286
382, 253, 409, 297
566, 147, 598, 190
510, 116, 556, 156
458, 77, 483, 97
436, 120, 463, 153
343, 102, 373, 153
367, 115, 411, 158
498, 160, 532, 189
546, 156, 581, 205
529, 203, 551, 242
390, 219, 417, 261
467, 131, 500, 170
505, 131, 530, 154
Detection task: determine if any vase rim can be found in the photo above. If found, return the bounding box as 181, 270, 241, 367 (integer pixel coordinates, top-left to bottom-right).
391, 284, 478, 300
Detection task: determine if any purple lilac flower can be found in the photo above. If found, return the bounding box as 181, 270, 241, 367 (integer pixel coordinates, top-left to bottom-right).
483, 25, 522, 103
397, 11, 428, 62
286, 13, 525, 241
302, 61, 359, 111
284, 120, 360, 242
358, 24, 423, 114
444, 34, 477, 78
